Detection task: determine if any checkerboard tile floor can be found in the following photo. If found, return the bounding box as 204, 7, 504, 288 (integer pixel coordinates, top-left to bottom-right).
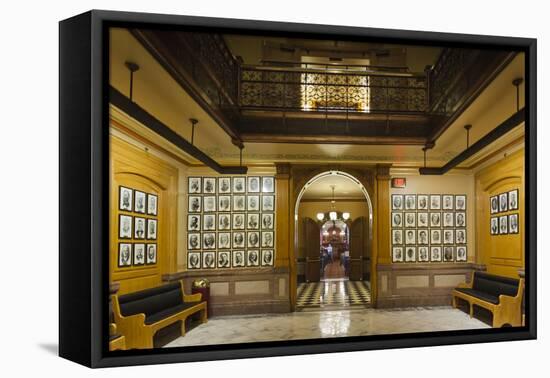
296, 279, 371, 309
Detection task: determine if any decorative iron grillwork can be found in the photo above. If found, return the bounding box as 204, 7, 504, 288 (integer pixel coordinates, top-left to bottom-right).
240, 67, 427, 113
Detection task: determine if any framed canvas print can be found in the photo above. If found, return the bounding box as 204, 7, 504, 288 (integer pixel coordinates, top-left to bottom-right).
60, 10, 536, 368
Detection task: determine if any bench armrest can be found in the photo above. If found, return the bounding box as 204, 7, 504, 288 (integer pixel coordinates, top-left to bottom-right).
184, 293, 202, 302
455, 282, 471, 289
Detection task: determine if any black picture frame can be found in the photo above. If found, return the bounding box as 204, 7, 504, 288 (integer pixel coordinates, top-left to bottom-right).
145, 243, 157, 265
59, 10, 537, 368
147, 193, 158, 216
118, 186, 133, 212
117, 242, 133, 268
509, 213, 520, 234
509, 189, 519, 210
133, 243, 145, 265
490, 195, 499, 214
134, 190, 146, 214
134, 217, 146, 239
118, 214, 132, 239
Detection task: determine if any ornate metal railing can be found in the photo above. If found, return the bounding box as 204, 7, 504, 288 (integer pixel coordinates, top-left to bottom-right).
239, 66, 428, 114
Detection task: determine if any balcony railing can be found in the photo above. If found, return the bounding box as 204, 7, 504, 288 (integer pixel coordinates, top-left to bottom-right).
239, 64, 428, 114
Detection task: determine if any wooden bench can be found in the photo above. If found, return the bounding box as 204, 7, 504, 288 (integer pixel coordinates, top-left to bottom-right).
452, 271, 524, 327
108, 323, 126, 351
112, 280, 207, 349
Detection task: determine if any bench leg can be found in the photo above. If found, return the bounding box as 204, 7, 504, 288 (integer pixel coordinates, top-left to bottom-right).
201, 307, 208, 324
469, 303, 474, 318
452, 295, 457, 308
181, 317, 188, 337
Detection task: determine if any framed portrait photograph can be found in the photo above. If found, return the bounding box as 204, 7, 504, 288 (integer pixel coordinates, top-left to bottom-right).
246, 250, 260, 267
418, 246, 429, 262
490, 217, 499, 235
147, 193, 158, 216
404, 246, 416, 262
232, 232, 245, 248
133, 243, 145, 265
203, 177, 216, 194
218, 213, 231, 230
443, 229, 454, 244
499, 215, 508, 234
247, 176, 261, 193
455, 212, 466, 227
232, 250, 245, 268
418, 212, 429, 228
508, 189, 519, 210
404, 194, 416, 210
430, 229, 442, 245
187, 233, 201, 250
429, 194, 441, 210
456, 246, 467, 262
499, 192, 508, 212
59, 10, 536, 368
232, 214, 245, 230
134, 217, 146, 239
218, 195, 231, 212
203, 196, 216, 212
188, 177, 201, 194
443, 246, 454, 262
262, 195, 275, 211
134, 190, 146, 214
188, 196, 201, 213
392, 229, 403, 245
430, 246, 442, 262
442, 195, 454, 210
146, 244, 157, 265
261, 249, 274, 266
417, 195, 429, 210
247, 195, 260, 211
202, 233, 216, 249
233, 195, 246, 211
247, 231, 260, 248
391, 212, 403, 228
404, 212, 416, 228
261, 213, 274, 229
118, 243, 132, 267
217, 251, 231, 268
392, 247, 404, 263
119, 186, 133, 212
261, 231, 274, 248
203, 214, 216, 231
405, 229, 416, 245
118, 214, 132, 239
456, 229, 467, 244
202, 251, 216, 269
187, 251, 201, 269
391, 194, 403, 210
146, 219, 157, 240
418, 229, 429, 245
509, 214, 519, 234
455, 195, 467, 211
218, 177, 231, 194
218, 232, 231, 249
443, 212, 454, 227
232, 177, 246, 193
247, 213, 260, 230
187, 214, 201, 231
262, 177, 275, 193
490, 195, 499, 214
430, 212, 441, 227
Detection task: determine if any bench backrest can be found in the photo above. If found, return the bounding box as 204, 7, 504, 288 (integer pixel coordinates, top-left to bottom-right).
117, 282, 183, 317
473, 272, 519, 298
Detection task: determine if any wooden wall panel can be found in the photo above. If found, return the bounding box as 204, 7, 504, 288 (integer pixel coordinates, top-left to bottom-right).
110, 135, 179, 295
475, 149, 524, 278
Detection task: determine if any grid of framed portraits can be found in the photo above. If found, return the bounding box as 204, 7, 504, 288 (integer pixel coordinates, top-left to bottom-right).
117, 186, 159, 268
490, 189, 519, 235
187, 176, 275, 269
391, 194, 467, 263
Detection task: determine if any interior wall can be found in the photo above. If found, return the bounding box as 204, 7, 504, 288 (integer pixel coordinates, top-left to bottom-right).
475, 149, 524, 278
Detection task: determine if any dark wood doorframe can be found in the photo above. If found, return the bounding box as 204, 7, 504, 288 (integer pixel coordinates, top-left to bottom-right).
350, 217, 369, 281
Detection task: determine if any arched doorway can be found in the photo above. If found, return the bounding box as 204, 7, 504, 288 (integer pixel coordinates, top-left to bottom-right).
294, 171, 373, 310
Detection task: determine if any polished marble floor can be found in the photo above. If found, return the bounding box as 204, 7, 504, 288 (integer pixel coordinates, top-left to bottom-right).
296, 279, 371, 309
164, 306, 489, 348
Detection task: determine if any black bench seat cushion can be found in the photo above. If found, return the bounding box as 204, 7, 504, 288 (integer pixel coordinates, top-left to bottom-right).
118, 282, 195, 318
455, 288, 499, 304
144, 301, 202, 325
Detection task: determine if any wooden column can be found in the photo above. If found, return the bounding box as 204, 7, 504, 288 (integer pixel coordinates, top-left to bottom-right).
372, 164, 391, 304
275, 163, 293, 307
